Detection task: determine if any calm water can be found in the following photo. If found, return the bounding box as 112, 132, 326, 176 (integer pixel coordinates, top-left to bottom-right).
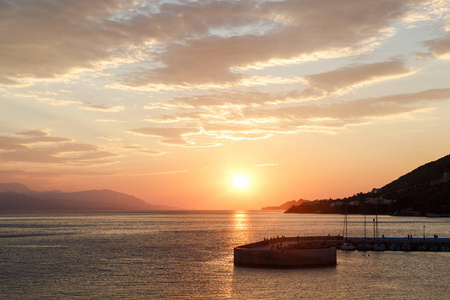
0, 211, 449, 299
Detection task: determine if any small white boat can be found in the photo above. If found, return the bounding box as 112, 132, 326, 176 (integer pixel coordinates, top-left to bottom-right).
373, 244, 386, 251
341, 243, 356, 251
389, 243, 400, 251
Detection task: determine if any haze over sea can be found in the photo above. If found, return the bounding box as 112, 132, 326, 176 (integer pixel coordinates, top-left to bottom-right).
1, 211, 449, 299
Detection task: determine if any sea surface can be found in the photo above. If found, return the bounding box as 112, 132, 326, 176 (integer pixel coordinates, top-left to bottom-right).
0, 211, 449, 299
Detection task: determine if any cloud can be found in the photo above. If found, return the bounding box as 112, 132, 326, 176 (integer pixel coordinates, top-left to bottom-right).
80, 103, 124, 112
130, 60, 450, 145
1, 0, 429, 87
0, 129, 71, 150
150, 91, 286, 109
123, 0, 421, 87
138, 88, 450, 145
15, 92, 126, 112
96, 119, 125, 123
16, 129, 53, 137
0, 169, 115, 179
424, 35, 450, 59
15, 93, 79, 105
128, 126, 201, 146
140, 149, 167, 156
303, 59, 417, 94
0, 130, 117, 165
0, 0, 142, 85
113, 143, 167, 156
147, 59, 416, 112
243, 88, 450, 127
0, 0, 260, 86
252, 163, 279, 167
147, 170, 189, 176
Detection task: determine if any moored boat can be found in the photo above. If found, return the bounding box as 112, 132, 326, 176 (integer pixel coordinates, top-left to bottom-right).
373, 244, 386, 251
341, 242, 356, 251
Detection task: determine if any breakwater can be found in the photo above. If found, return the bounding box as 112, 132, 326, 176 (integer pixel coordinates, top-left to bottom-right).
341, 236, 450, 251
234, 235, 450, 268
234, 237, 337, 268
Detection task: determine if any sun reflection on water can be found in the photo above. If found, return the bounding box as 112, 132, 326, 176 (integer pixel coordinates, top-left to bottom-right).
233, 211, 248, 231
232, 211, 251, 247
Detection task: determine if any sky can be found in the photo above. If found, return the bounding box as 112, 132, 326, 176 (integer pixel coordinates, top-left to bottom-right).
1, 0, 450, 210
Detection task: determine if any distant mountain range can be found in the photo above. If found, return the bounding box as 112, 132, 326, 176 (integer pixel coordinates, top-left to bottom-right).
284, 154, 450, 216
0, 183, 179, 211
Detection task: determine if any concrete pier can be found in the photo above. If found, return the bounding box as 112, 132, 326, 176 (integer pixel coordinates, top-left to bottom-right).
234, 236, 337, 268
234, 235, 450, 268
342, 237, 450, 251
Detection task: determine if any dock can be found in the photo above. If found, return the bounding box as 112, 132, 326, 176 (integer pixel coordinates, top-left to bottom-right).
234, 235, 450, 268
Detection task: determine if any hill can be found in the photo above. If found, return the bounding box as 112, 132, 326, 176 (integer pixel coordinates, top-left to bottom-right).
285, 154, 450, 216
262, 199, 310, 210
0, 183, 179, 211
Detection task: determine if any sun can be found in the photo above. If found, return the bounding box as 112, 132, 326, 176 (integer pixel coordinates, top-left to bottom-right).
232, 174, 250, 189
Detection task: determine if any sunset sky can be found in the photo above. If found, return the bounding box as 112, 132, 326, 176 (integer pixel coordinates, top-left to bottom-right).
1, 0, 450, 210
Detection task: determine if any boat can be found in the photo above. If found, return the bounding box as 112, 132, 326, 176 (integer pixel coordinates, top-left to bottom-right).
389, 243, 400, 251
341, 243, 356, 251
373, 244, 386, 251
401, 244, 411, 251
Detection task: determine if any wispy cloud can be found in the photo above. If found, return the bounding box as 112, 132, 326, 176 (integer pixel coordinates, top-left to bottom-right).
148, 59, 416, 111
0, 130, 117, 165
130, 88, 450, 145
252, 163, 279, 167
302, 59, 417, 95
128, 126, 201, 146
80, 103, 125, 112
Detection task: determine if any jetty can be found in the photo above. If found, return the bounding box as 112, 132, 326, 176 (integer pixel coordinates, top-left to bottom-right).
234, 236, 337, 268
234, 235, 450, 268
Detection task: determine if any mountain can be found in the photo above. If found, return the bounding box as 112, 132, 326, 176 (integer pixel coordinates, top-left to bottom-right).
0, 183, 179, 211
262, 199, 310, 210
285, 154, 450, 216
0, 183, 35, 194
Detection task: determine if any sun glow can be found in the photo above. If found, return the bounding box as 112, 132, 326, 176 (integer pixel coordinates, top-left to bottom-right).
232, 174, 250, 189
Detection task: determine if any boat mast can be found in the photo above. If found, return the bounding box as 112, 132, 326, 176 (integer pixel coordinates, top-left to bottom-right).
364, 200, 367, 239
375, 200, 379, 239
343, 201, 348, 239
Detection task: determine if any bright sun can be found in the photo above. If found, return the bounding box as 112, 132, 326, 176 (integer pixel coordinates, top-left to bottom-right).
232, 174, 250, 189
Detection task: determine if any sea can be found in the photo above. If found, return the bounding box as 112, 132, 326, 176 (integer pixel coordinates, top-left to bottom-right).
0, 210, 449, 299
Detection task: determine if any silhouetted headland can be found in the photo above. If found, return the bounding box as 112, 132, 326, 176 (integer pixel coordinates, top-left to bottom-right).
278, 154, 450, 216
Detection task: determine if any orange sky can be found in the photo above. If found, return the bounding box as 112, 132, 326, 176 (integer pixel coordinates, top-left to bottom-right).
1, 0, 450, 209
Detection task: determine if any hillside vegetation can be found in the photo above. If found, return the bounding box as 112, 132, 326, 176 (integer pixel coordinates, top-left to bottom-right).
285, 154, 450, 216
